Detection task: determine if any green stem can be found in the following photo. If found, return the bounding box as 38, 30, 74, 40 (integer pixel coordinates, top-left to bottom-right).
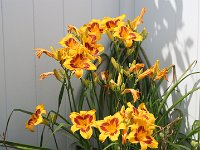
65, 69, 77, 112
90, 71, 101, 118
50, 128, 59, 150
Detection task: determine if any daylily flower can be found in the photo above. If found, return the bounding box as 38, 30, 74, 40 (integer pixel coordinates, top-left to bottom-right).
122, 89, 140, 102
127, 119, 158, 150
39, 72, 54, 80
67, 25, 79, 35
87, 19, 104, 34
26, 104, 46, 132
126, 102, 156, 127
59, 34, 79, 48
34, 48, 55, 59
137, 69, 153, 80
113, 24, 143, 48
131, 8, 147, 30
69, 109, 96, 139
155, 68, 168, 80
95, 112, 126, 142
137, 103, 156, 127
83, 40, 104, 56
63, 54, 96, 78
102, 14, 126, 31
129, 63, 144, 74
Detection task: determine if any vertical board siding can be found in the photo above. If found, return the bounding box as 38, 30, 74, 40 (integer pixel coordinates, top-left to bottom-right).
133, 0, 200, 127
33, 0, 66, 149
2, 0, 37, 145
120, 0, 135, 20
0, 0, 6, 135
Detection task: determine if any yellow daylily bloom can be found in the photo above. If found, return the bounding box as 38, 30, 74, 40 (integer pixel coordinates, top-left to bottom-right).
84, 42, 104, 57
59, 34, 79, 48
113, 24, 143, 48
102, 14, 126, 31
137, 103, 156, 127
131, 8, 147, 30
63, 54, 96, 78
87, 19, 104, 35
127, 120, 158, 150
95, 112, 126, 142
26, 104, 46, 132
69, 109, 96, 139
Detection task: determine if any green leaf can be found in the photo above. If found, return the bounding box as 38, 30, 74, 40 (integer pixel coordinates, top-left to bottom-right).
192, 120, 200, 141
0, 140, 51, 150
167, 141, 191, 150
103, 142, 118, 150
157, 86, 200, 124
58, 80, 65, 110
157, 72, 200, 116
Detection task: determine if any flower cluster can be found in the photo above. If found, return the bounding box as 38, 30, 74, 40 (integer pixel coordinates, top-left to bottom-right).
34, 9, 147, 79
69, 102, 158, 150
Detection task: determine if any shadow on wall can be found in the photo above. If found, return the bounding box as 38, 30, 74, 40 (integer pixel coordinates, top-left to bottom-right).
136, 1, 199, 132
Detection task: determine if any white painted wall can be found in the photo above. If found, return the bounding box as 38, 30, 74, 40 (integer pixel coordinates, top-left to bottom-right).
121, 0, 200, 132
0, 0, 199, 149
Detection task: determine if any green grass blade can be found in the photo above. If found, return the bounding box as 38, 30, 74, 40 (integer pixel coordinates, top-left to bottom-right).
167, 141, 191, 150
157, 86, 200, 125
0, 140, 51, 150
157, 72, 200, 115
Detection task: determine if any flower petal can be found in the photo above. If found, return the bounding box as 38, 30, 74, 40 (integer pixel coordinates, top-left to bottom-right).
99, 133, 108, 143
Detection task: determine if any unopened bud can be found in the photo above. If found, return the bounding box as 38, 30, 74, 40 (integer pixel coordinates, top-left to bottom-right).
53, 69, 63, 82
49, 113, 57, 124
111, 57, 120, 71
106, 30, 114, 41
140, 27, 148, 40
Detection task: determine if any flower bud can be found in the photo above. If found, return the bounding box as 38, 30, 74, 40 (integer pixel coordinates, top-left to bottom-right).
53, 69, 63, 82
82, 78, 90, 87
49, 113, 57, 124
111, 57, 120, 71
106, 30, 114, 41
140, 27, 148, 40
126, 48, 135, 57
191, 140, 199, 148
